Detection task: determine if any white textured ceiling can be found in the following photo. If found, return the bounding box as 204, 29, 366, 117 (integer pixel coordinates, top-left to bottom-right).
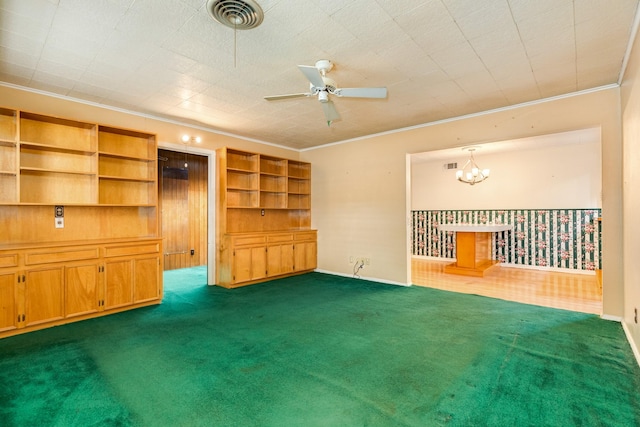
0, 0, 638, 149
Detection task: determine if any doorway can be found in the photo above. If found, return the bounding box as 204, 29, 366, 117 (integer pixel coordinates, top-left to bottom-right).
406, 128, 603, 313
158, 149, 209, 271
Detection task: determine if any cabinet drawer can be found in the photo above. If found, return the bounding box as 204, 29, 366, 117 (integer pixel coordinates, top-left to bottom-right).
0, 254, 18, 268
295, 231, 317, 241
104, 243, 160, 258
231, 235, 267, 246
25, 248, 99, 266
267, 233, 294, 243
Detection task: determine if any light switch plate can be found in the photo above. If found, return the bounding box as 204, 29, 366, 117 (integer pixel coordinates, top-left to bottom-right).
55, 218, 64, 228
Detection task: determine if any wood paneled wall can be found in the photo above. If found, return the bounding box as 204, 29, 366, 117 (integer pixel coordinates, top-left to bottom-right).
158, 149, 208, 270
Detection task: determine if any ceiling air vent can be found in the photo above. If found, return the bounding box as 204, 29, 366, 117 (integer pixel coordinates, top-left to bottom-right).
444, 162, 458, 170
206, 0, 264, 30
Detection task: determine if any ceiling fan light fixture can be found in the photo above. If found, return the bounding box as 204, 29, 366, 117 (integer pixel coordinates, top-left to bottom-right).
206, 0, 264, 30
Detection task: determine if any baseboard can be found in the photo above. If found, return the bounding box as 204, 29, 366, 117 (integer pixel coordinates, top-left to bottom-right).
412, 255, 456, 261
500, 263, 595, 275
313, 269, 410, 287
621, 321, 640, 368
411, 256, 595, 275
600, 314, 623, 322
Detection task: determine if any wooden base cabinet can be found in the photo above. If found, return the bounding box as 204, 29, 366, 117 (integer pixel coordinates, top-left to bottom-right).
219, 230, 317, 288
0, 238, 163, 339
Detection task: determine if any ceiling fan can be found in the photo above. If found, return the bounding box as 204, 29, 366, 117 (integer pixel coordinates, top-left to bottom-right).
264, 60, 388, 125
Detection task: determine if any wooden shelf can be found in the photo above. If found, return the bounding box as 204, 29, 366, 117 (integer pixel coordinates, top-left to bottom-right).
20, 112, 96, 153
261, 174, 286, 192
98, 151, 154, 161
227, 169, 258, 191
98, 127, 154, 159
227, 149, 258, 172
20, 170, 97, 204
260, 155, 287, 176
0, 139, 16, 147
99, 175, 154, 183
20, 141, 96, 156
20, 167, 96, 176
99, 179, 155, 206
288, 161, 310, 179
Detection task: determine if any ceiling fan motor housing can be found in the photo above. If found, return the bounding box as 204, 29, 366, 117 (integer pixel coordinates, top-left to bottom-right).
318, 91, 329, 103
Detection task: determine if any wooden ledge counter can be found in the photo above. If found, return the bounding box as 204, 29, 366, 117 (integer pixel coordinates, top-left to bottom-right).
438, 224, 513, 277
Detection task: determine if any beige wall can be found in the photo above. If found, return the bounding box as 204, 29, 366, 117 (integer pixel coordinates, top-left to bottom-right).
412, 129, 602, 210
621, 25, 640, 358
302, 88, 623, 317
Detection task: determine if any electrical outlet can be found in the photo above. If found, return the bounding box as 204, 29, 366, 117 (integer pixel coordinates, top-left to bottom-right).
365, 258, 370, 265
349, 256, 354, 263
190, 249, 195, 256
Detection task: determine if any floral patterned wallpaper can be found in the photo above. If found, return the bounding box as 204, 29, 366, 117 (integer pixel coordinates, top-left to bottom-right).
412, 209, 601, 271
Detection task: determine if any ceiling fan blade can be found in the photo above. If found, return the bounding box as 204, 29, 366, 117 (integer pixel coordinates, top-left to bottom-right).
298, 65, 325, 88
321, 100, 341, 124
334, 87, 388, 98
264, 93, 311, 101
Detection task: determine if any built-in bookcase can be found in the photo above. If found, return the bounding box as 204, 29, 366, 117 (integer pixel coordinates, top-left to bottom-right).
0, 108, 162, 339
0, 110, 156, 207
216, 147, 316, 287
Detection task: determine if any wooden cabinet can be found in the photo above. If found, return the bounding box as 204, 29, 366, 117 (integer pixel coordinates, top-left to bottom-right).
234, 246, 267, 283
22, 266, 65, 327
65, 263, 100, 318
294, 232, 317, 272
0, 238, 163, 339
268, 244, 295, 277
219, 231, 316, 288
133, 256, 161, 303
0, 270, 18, 332
217, 147, 316, 288
104, 259, 133, 310
104, 241, 162, 308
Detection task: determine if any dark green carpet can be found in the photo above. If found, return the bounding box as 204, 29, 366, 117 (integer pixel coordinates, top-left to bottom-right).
1, 269, 639, 426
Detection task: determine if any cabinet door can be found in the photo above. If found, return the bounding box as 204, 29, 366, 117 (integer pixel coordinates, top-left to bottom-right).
0, 271, 18, 332
233, 246, 266, 283
104, 260, 133, 310
267, 244, 294, 277
65, 263, 99, 318
294, 241, 317, 272
133, 256, 160, 303
24, 267, 64, 327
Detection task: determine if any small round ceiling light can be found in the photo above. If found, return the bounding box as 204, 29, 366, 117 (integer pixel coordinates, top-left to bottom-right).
206, 0, 264, 30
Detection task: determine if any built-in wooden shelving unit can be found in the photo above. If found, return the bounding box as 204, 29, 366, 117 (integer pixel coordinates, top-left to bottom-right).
0, 108, 162, 339
216, 147, 316, 288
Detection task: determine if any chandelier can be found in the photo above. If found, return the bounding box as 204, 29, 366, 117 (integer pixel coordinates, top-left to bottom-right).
456, 147, 490, 185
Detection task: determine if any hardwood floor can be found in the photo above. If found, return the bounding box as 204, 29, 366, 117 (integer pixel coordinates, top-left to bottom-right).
411, 258, 602, 314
